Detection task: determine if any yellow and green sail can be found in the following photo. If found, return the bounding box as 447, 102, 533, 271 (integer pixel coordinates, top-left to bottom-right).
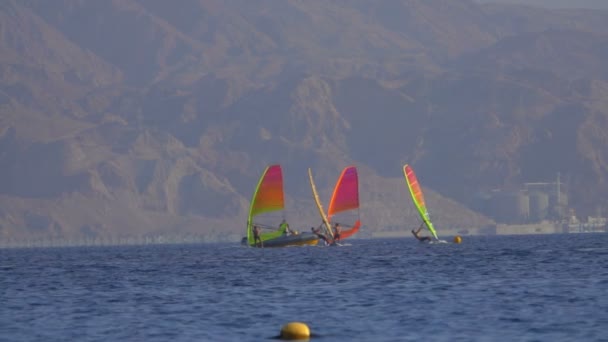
403, 164, 439, 240
247, 165, 288, 246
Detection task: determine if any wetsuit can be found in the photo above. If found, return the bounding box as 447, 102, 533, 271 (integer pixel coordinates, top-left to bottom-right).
253, 227, 263, 247
411, 229, 431, 242
311, 228, 329, 244
333, 225, 342, 242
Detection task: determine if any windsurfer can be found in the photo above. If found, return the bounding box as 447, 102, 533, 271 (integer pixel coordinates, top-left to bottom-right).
333, 223, 342, 242
411, 224, 431, 242
311, 226, 329, 245
253, 225, 263, 247
280, 219, 292, 235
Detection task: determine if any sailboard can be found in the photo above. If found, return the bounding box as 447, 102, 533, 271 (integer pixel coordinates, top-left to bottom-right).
246, 165, 288, 246
403, 164, 439, 240
327, 166, 361, 240
307, 168, 334, 240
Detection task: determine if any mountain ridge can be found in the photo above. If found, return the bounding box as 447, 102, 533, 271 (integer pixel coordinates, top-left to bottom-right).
2, 0, 608, 244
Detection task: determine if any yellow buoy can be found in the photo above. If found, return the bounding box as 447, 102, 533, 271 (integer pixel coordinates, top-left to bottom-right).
280, 322, 310, 340
453, 235, 462, 244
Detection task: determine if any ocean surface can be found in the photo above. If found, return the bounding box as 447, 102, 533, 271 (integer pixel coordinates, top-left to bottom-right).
2, 234, 608, 342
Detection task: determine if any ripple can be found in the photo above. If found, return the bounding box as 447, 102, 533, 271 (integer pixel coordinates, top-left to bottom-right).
1, 235, 608, 341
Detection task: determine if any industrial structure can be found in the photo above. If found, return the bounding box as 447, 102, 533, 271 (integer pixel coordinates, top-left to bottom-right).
473, 174, 606, 234
473, 174, 567, 224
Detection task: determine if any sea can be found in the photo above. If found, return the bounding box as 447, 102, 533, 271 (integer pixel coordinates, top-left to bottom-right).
1, 234, 607, 342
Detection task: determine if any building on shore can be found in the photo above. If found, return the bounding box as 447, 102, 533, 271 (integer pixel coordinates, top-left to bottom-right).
472, 173, 606, 234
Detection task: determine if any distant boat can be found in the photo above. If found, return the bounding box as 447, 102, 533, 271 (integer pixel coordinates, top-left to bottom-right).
403, 164, 439, 241
245, 165, 318, 248
308, 166, 361, 245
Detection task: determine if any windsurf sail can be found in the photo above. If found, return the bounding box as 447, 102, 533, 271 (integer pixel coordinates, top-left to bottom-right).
247, 165, 288, 245
308, 168, 334, 240
403, 164, 439, 240
327, 166, 361, 240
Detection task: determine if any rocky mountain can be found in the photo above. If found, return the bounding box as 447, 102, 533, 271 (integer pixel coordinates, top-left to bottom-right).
1, 0, 608, 245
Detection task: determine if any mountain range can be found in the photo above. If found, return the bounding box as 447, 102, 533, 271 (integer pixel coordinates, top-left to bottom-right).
2, 0, 608, 244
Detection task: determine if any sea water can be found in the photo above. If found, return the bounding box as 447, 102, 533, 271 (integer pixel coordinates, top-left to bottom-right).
1, 234, 607, 341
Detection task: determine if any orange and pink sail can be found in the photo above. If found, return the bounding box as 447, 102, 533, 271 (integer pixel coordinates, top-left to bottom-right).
328, 166, 361, 240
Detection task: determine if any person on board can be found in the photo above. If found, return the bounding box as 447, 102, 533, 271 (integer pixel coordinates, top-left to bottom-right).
411, 224, 431, 242
253, 225, 263, 247
280, 219, 292, 235
333, 223, 342, 242
311, 226, 329, 245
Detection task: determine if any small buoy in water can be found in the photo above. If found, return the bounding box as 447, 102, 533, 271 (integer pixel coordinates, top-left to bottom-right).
280, 322, 310, 340
453, 235, 462, 244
